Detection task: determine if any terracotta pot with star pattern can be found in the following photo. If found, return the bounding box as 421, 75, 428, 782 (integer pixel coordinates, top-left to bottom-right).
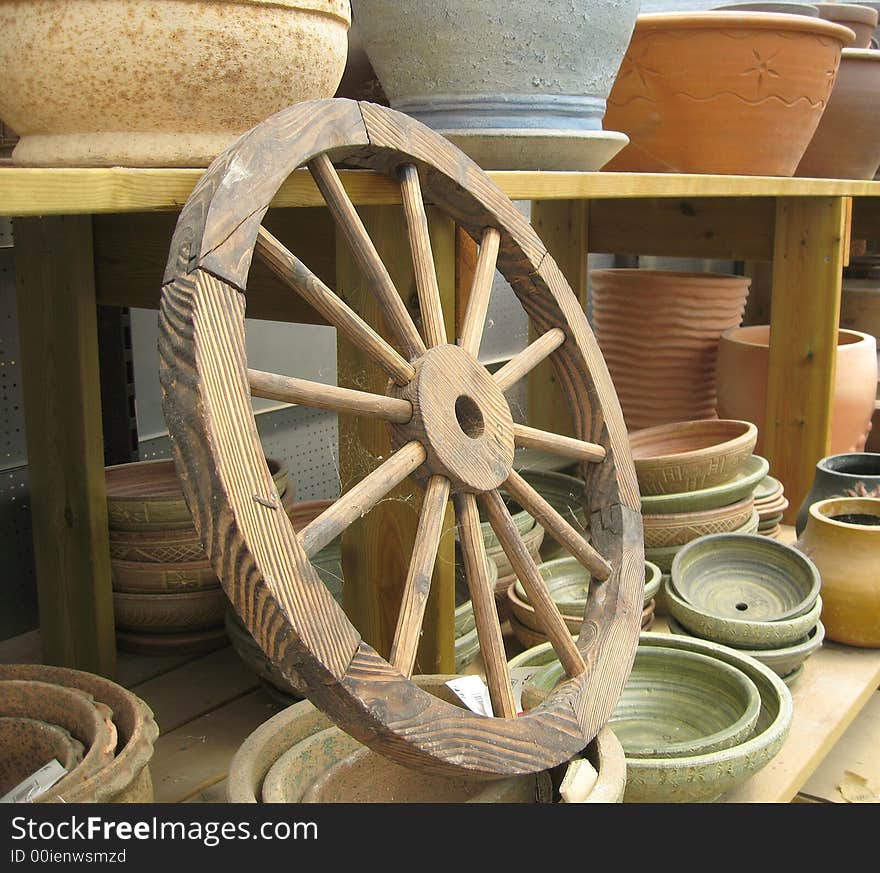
603, 12, 855, 174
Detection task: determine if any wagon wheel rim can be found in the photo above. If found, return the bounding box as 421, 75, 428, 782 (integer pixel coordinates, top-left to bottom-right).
159, 97, 644, 778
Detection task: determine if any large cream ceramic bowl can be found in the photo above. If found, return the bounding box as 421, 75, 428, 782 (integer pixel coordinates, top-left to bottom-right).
0, 0, 351, 167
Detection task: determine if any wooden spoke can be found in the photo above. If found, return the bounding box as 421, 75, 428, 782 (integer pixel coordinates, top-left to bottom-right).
504, 469, 613, 582
255, 227, 414, 386
247, 368, 412, 424
299, 441, 426, 557
479, 489, 586, 679
513, 423, 606, 464
308, 153, 427, 361
389, 475, 451, 677
399, 164, 447, 349
453, 492, 518, 719
493, 327, 565, 393
459, 227, 501, 356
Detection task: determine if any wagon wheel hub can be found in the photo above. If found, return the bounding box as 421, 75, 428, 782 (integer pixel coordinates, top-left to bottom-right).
391, 344, 515, 493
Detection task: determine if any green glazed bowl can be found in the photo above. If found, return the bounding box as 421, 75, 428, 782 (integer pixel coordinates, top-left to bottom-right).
523, 645, 761, 759
670, 533, 821, 622
664, 576, 824, 650
641, 455, 769, 516
667, 615, 825, 679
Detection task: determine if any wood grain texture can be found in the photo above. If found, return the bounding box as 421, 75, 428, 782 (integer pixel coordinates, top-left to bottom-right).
459, 227, 501, 356
494, 328, 566, 393
13, 215, 116, 676
513, 423, 606, 464
452, 493, 517, 719
254, 226, 414, 384
158, 99, 643, 777
309, 153, 426, 361
503, 469, 612, 581
765, 197, 848, 524
299, 441, 426, 557
389, 476, 451, 677
247, 368, 412, 424
399, 163, 447, 348
479, 489, 586, 679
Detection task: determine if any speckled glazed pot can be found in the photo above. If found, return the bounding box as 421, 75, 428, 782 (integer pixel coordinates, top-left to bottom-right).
0, 664, 158, 803
603, 12, 855, 174
797, 50, 880, 180
795, 453, 880, 535
351, 0, 640, 170
0, 1, 351, 167
796, 497, 880, 647
716, 326, 878, 456
591, 270, 751, 430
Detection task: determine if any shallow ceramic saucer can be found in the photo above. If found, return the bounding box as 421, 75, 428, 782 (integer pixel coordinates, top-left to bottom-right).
640, 455, 769, 515
754, 475, 785, 504
670, 533, 821, 622
664, 576, 823, 650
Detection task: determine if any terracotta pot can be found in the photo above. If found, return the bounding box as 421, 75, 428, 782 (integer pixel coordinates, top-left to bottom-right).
796, 50, 880, 180
714, 2, 819, 13
590, 269, 751, 430
112, 588, 227, 634
351, 0, 639, 170
110, 558, 220, 594
795, 452, 880, 534
840, 277, 880, 339
716, 325, 878, 455
0, 680, 117, 803
116, 627, 228, 657
0, 717, 84, 796
603, 12, 855, 174
630, 419, 758, 496
796, 496, 880, 646
642, 494, 756, 547
814, 2, 878, 47
106, 458, 289, 531
0, 0, 351, 167
0, 664, 158, 803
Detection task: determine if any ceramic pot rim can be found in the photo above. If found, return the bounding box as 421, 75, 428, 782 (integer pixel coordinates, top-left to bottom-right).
721, 325, 875, 349
808, 496, 880, 529
633, 11, 856, 44
590, 268, 749, 284
816, 452, 880, 479
815, 2, 879, 25
841, 47, 880, 60
219, 0, 352, 25
667, 615, 826, 659
630, 419, 757, 464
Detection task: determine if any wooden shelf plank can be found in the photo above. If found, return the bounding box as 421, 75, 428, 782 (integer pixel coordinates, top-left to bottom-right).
3, 167, 880, 217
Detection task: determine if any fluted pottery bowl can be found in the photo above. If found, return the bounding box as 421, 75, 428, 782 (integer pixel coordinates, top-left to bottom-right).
523, 645, 761, 758
667, 615, 826, 680
0, 718, 84, 796
664, 576, 824, 649
0, 664, 158, 803
630, 420, 758, 495
671, 533, 822, 621
641, 455, 770, 515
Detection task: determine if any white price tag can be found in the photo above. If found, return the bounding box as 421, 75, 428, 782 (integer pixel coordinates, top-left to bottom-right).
445, 675, 494, 717
1, 759, 68, 804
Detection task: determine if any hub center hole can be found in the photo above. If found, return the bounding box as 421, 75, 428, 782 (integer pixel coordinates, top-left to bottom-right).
736, 602, 748, 612
455, 395, 485, 439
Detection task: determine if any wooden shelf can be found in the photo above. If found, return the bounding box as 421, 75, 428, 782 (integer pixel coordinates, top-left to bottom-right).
2, 166, 880, 217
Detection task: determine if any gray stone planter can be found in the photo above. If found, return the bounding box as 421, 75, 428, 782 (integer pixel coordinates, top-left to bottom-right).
351, 0, 640, 169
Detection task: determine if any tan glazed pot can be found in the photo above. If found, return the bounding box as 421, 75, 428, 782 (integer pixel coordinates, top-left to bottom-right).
796, 50, 880, 181
796, 497, 880, 647
0, 0, 351, 167
603, 12, 854, 174
590, 269, 751, 430
716, 326, 878, 455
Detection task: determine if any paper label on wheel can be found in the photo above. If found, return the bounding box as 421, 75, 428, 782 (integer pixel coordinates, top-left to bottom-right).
446, 675, 494, 717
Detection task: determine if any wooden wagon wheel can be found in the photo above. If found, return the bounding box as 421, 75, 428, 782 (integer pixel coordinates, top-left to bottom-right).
159, 98, 644, 779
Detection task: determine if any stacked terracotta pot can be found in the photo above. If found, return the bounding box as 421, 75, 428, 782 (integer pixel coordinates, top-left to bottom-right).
754, 475, 789, 538
630, 420, 765, 596
106, 458, 290, 656
590, 269, 751, 430
0, 664, 157, 802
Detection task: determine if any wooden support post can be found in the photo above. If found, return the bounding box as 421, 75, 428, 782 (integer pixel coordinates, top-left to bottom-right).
337, 205, 455, 673
765, 197, 848, 524
528, 200, 587, 438
12, 216, 116, 676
